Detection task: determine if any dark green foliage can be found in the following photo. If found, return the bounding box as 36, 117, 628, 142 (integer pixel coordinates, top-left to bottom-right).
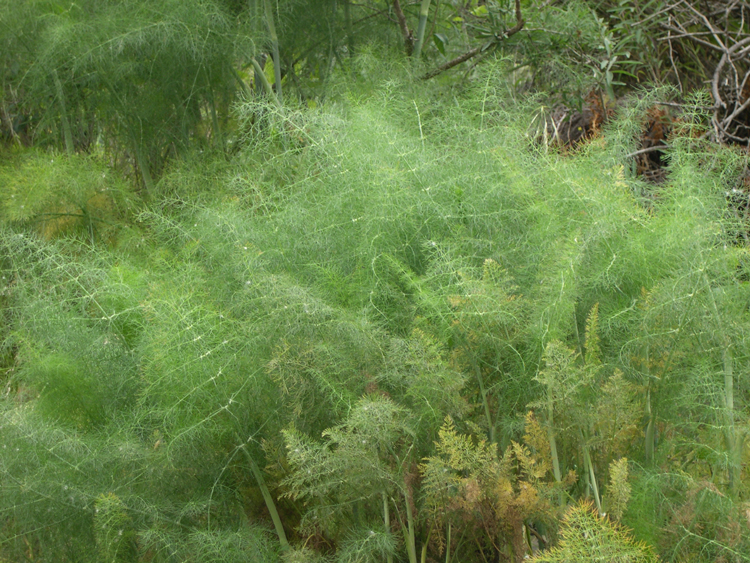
2, 0, 254, 186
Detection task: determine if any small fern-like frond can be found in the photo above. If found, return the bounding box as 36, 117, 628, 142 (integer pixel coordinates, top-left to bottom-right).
532, 500, 657, 563
584, 303, 601, 365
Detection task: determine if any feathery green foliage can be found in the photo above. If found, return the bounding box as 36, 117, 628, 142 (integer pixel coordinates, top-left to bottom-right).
607, 458, 631, 523
531, 501, 658, 563
2, 54, 750, 562
0, 153, 137, 242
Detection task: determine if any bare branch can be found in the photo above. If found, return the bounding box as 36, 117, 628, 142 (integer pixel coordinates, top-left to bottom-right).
625, 143, 670, 159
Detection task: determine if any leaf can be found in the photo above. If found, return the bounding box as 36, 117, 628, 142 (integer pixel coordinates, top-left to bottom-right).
433, 33, 448, 55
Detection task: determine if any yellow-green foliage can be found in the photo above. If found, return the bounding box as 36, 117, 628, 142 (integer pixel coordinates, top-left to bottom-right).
535, 340, 641, 473
282, 395, 413, 538
532, 501, 658, 563
421, 416, 558, 557
584, 303, 601, 365
522, 411, 553, 480
607, 458, 631, 522
94, 493, 136, 563
596, 372, 641, 458
0, 152, 135, 240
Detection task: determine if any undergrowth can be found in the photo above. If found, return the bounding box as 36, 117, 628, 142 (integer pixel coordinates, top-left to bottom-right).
1, 67, 750, 562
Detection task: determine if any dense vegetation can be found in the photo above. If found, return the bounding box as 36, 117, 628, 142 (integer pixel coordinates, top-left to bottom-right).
2, 1, 750, 562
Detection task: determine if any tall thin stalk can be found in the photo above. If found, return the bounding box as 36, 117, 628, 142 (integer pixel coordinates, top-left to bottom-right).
547, 395, 562, 485
445, 523, 451, 563
404, 490, 418, 563
643, 344, 656, 463
206, 87, 224, 150
471, 359, 495, 444
251, 58, 282, 108
644, 388, 655, 462
581, 431, 602, 514
264, 0, 282, 104
644, 275, 701, 461
412, 0, 432, 60
383, 492, 393, 563
53, 70, 74, 155
721, 347, 742, 495
344, 0, 354, 57
238, 441, 290, 551
133, 137, 154, 194
705, 274, 741, 495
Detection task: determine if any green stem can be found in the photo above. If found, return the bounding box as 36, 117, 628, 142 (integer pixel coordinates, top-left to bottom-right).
344, 0, 354, 57
722, 347, 741, 494
704, 274, 739, 494
643, 345, 655, 463
581, 432, 601, 514
239, 443, 289, 551
264, 0, 282, 103
645, 390, 655, 463
645, 274, 701, 461
403, 488, 418, 563
384, 492, 393, 563
133, 139, 154, 194
547, 397, 562, 484
251, 58, 282, 108
412, 0, 432, 60
525, 524, 532, 556
445, 523, 451, 563
53, 70, 74, 155
471, 357, 495, 444
419, 522, 434, 563
249, 0, 265, 97
207, 88, 224, 150
427, 0, 440, 43
230, 65, 252, 98
722, 346, 742, 495
81, 206, 95, 246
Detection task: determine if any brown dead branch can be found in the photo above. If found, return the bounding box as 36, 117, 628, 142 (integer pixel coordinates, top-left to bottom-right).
660, 0, 750, 144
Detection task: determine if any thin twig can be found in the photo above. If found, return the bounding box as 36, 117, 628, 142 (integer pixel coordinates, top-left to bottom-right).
684, 0, 727, 50
659, 25, 726, 51
668, 18, 684, 93
625, 143, 670, 159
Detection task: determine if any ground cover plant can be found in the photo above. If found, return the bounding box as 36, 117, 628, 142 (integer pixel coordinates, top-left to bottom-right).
3, 0, 750, 557
1, 63, 750, 561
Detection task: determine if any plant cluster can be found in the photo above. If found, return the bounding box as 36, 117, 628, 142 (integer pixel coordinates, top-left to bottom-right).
1, 63, 750, 562
2, 1, 750, 560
